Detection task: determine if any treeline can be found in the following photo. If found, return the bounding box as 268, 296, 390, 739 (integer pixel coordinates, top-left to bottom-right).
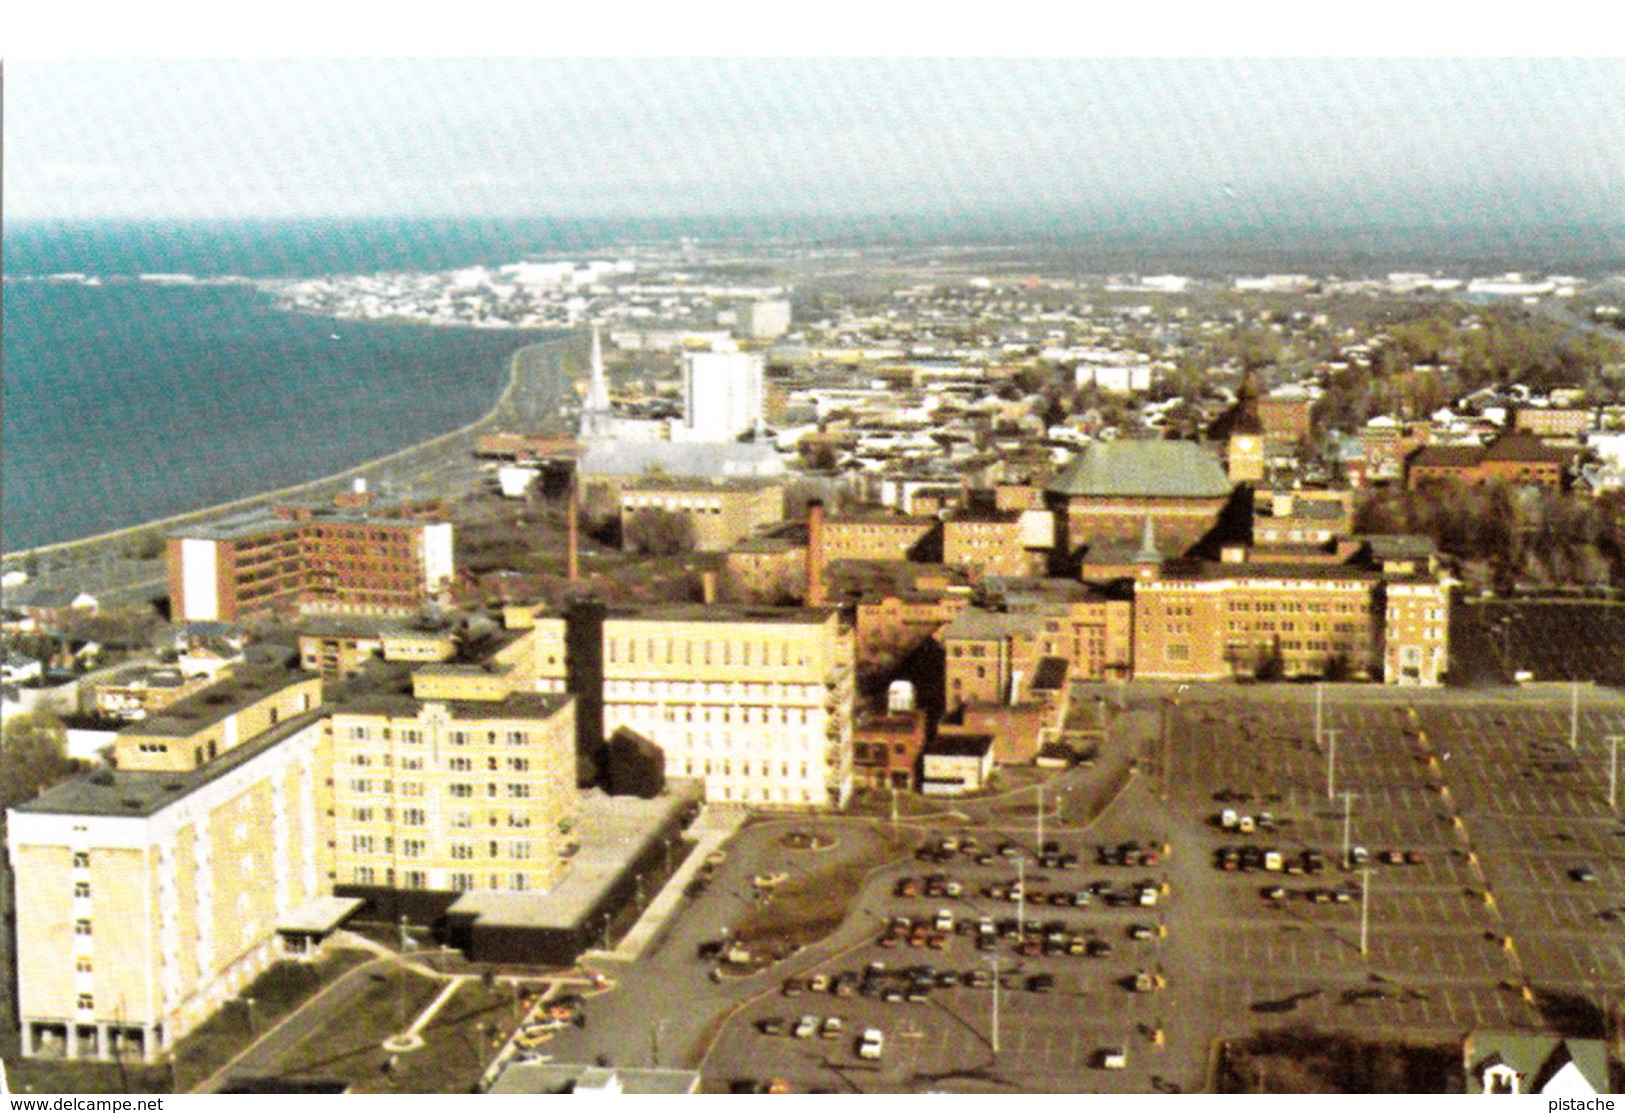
1355, 485, 1625, 591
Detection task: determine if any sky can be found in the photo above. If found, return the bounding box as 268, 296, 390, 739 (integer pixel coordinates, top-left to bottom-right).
5, 54, 1624, 227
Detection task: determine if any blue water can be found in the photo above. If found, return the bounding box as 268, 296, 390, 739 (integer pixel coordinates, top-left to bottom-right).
6, 213, 1624, 551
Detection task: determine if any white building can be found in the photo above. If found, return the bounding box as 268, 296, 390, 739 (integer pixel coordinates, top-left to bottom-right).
598, 606, 855, 808
680, 351, 764, 442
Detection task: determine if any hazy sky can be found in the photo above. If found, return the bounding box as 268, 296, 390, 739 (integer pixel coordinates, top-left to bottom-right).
6, 58, 1623, 225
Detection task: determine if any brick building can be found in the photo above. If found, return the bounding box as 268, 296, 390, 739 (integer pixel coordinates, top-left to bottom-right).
618, 477, 785, 553
167, 497, 454, 623
1045, 440, 1234, 561
1406, 434, 1576, 490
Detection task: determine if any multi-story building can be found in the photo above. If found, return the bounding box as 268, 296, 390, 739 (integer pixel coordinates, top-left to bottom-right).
848, 567, 974, 676
167, 497, 454, 623
1514, 407, 1593, 440
851, 710, 926, 791
1406, 434, 1576, 490
1382, 578, 1452, 686
821, 511, 940, 566
723, 524, 807, 604
1045, 440, 1234, 561
680, 350, 763, 441
7, 668, 332, 1061
598, 605, 855, 807
941, 510, 1041, 579
1252, 489, 1356, 548
986, 577, 1135, 682
1132, 555, 1451, 684
618, 477, 784, 553
327, 680, 578, 897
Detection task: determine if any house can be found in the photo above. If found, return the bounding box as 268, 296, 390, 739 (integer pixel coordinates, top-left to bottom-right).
2, 650, 43, 685
1463, 1031, 1611, 1095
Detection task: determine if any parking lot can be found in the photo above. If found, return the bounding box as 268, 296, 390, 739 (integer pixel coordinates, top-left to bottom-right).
570, 684, 1625, 1093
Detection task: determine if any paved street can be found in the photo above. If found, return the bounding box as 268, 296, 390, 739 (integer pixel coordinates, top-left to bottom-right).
525, 682, 1625, 1093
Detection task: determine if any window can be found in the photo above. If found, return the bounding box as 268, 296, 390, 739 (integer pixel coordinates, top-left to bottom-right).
511, 873, 529, 891
76, 956, 93, 974
351, 778, 372, 794
402, 839, 426, 858
510, 839, 531, 859
450, 811, 473, 829
352, 806, 373, 822
507, 783, 531, 799
72, 852, 90, 869
352, 834, 374, 854
451, 843, 475, 860
74, 882, 91, 899
450, 731, 470, 746
506, 730, 527, 747
77, 994, 94, 1011
401, 807, 426, 826
451, 872, 475, 892
449, 783, 474, 798
507, 813, 531, 828
74, 919, 92, 936
404, 870, 428, 889
448, 756, 472, 772
507, 756, 529, 772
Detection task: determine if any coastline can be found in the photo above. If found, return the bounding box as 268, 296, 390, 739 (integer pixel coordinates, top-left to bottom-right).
1, 331, 583, 566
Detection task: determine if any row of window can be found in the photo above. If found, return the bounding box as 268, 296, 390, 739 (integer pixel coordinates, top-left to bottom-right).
609, 702, 816, 727
351, 867, 530, 892
682, 759, 813, 779
606, 637, 811, 668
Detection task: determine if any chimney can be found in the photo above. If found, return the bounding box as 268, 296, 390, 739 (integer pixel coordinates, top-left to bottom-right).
805, 499, 827, 606
567, 477, 581, 584
701, 570, 717, 604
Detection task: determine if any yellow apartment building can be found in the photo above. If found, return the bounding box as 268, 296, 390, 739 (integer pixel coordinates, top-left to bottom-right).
326, 681, 578, 896
7, 671, 331, 1061
618, 477, 785, 553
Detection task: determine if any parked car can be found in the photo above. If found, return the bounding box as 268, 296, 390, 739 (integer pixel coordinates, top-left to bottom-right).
858, 1028, 885, 1060
793, 1015, 819, 1039
1099, 1047, 1128, 1070
758, 1016, 787, 1036
1572, 865, 1599, 883
820, 1016, 844, 1040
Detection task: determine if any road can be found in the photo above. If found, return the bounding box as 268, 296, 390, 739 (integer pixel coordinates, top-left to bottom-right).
4, 333, 587, 609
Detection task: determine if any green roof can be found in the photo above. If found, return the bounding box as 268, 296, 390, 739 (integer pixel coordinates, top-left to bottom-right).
1048, 440, 1232, 499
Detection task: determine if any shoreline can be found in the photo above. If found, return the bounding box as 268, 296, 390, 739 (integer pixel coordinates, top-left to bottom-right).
2, 331, 583, 565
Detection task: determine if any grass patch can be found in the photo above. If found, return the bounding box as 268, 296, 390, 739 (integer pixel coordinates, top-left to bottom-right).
1217, 1026, 1459, 1093
732, 827, 914, 953
263, 967, 448, 1092
4, 947, 373, 1094
170, 946, 375, 1091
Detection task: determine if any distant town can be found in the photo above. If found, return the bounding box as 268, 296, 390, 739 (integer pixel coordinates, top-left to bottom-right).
4, 242, 1624, 1095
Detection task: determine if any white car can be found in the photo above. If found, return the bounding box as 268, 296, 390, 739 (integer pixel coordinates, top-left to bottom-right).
793, 1015, 819, 1039
1101, 1046, 1128, 1070
858, 1028, 885, 1060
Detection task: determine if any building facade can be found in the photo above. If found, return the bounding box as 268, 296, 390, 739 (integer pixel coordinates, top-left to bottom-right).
167, 500, 454, 623
327, 689, 578, 896
599, 606, 855, 807
618, 478, 784, 553
680, 350, 764, 441
7, 677, 332, 1061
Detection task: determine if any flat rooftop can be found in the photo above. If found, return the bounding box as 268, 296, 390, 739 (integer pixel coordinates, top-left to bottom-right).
13, 706, 327, 819
445, 782, 702, 931
118, 664, 313, 738
603, 603, 836, 625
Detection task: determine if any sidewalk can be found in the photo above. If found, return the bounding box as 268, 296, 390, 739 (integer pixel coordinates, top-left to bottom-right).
584, 806, 747, 963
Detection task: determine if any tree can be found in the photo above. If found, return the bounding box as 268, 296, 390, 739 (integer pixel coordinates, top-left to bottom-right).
1, 712, 84, 808
623, 509, 694, 556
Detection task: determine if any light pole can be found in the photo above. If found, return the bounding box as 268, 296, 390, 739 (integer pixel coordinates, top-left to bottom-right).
1016, 857, 1026, 940
1035, 784, 1045, 850
1607, 735, 1620, 810
1325, 729, 1340, 802
1341, 791, 1356, 870
1358, 867, 1373, 957
1315, 682, 1324, 749
986, 956, 1001, 1055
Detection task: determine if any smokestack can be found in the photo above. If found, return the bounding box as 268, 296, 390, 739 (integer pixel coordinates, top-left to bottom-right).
806, 499, 827, 606
567, 476, 581, 584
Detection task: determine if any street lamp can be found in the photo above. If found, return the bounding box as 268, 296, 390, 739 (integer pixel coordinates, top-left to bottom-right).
1324, 729, 1340, 802
985, 956, 1002, 1055
1607, 735, 1620, 811
1358, 867, 1373, 957
1341, 791, 1356, 870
